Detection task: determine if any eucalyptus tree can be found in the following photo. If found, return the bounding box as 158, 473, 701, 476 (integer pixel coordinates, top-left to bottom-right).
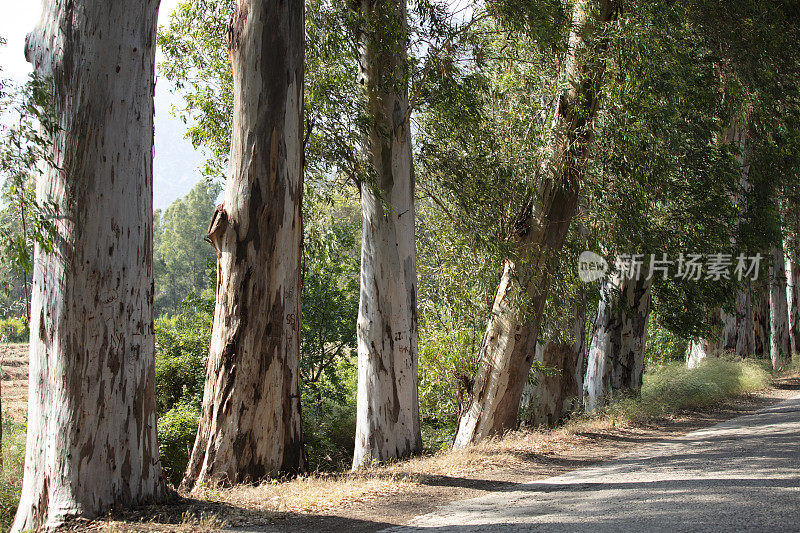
350, 0, 425, 468
12, 0, 167, 529
581, 1, 744, 407
181, 0, 306, 488
453, 0, 620, 447
770, 239, 791, 369
682, 0, 800, 367
159, 0, 475, 467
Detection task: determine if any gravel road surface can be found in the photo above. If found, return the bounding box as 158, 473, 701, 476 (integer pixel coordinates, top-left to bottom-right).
382, 394, 800, 532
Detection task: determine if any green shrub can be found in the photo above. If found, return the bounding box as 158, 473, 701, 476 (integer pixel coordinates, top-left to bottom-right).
0, 317, 28, 344
154, 304, 212, 414
0, 417, 26, 531
157, 402, 200, 487
302, 395, 357, 471
301, 357, 358, 471
645, 317, 688, 366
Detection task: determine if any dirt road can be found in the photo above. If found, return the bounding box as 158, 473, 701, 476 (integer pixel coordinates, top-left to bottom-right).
384, 394, 800, 532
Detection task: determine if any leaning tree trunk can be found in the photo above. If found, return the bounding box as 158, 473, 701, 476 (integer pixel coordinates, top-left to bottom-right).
352, 0, 422, 469
182, 0, 305, 489
584, 274, 653, 412
13, 1, 167, 529
453, 0, 619, 447
769, 243, 791, 370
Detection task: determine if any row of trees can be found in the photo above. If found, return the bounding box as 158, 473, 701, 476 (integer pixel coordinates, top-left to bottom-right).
6, 0, 800, 530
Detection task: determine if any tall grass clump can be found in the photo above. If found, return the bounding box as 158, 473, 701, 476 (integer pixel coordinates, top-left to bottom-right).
611, 357, 769, 422
0, 417, 26, 531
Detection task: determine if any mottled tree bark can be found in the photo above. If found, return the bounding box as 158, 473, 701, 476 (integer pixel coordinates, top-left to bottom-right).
769, 243, 791, 370
523, 295, 586, 428
734, 282, 755, 357
182, 0, 305, 488
352, 0, 422, 468
454, 0, 619, 447
584, 274, 652, 412
13, 0, 167, 529
686, 308, 738, 368
785, 239, 800, 355
692, 120, 753, 362
753, 283, 771, 357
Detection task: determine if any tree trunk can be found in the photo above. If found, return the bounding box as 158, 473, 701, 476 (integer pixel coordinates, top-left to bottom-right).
785, 243, 800, 355
182, 0, 305, 488
734, 282, 755, 357
14, 1, 167, 529
753, 282, 771, 357
686, 308, 737, 368
584, 274, 653, 411
352, 0, 422, 469
692, 119, 752, 362
769, 243, 791, 370
571, 291, 588, 408
523, 295, 586, 427
453, 0, 619, 447
686, 338, 712, 369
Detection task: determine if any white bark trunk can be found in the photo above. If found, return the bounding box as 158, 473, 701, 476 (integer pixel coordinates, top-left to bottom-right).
584, 281, 612, 413
584, 274, 652, 412
734, 283, 755, 357
753, 283, 770, 357
696, 119, 752, 360
14, 1, 167, 529
770, 243, 791, 370
352, 0, 422, 469
785, 244, 800, 355
686, 339, 708, 369
182, 0, 305, 488
453, 0, 619, 448
686, 308, 737, 368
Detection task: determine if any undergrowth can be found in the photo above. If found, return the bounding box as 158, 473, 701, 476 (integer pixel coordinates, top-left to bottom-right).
0, 417, 26, 532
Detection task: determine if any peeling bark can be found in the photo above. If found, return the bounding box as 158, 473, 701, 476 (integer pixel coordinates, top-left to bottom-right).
584, 274, 653, 412
785, 241, 800, 355
769, 243, 791, 370
182, 0, 305, 488
13, 1, 167, 530
753, 283, 771, 358
523, 296, 586, 428
686, 308, 737, 368
352, 0, 422, 468
453, 0, 619, 447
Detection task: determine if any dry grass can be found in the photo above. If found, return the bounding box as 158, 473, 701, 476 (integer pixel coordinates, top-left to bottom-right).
192, 357, 774, 522
191, 413, 637, 521
0, 344, 29, 420
2, 344, 789, 532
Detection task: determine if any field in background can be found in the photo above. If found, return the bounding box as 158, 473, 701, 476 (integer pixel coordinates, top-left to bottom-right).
0, 344, 27, 531
0, 344, 27, 421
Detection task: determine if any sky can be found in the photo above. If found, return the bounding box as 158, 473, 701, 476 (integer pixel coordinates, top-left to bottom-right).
0, 0, 207, 211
